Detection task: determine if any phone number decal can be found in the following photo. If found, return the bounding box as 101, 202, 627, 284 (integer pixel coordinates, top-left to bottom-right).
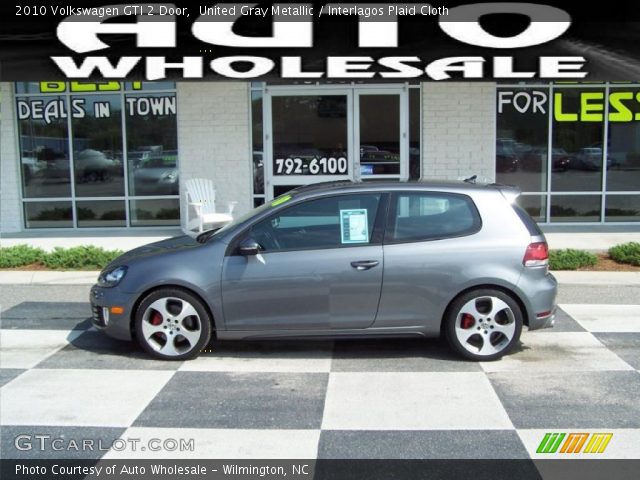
274, 157, 348, 175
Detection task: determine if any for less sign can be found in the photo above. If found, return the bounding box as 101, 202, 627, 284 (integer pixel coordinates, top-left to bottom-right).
498, 89, 640, 122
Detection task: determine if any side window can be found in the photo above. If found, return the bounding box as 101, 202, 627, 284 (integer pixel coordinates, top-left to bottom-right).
388, 192, 481, 242
249, 194, 381, 252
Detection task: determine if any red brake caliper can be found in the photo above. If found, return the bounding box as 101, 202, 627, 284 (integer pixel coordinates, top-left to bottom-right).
461, 313, 475, 329
150, 311, 163, 326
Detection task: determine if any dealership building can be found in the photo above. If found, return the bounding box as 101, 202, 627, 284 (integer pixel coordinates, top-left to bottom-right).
1, 80, 639, 234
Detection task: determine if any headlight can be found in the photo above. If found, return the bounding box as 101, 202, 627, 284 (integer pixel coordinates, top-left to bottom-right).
161, 170, 177, 182
98, 266, 127, 287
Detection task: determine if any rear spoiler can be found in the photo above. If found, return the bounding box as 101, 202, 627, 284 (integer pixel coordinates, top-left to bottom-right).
490, 183, 521, 204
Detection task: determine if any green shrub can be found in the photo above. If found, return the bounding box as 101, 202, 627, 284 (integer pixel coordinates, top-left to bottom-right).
609, 242, 640, 266
549, 249, 598, 270
41, 246, 123, 270
0, 244, 45, 268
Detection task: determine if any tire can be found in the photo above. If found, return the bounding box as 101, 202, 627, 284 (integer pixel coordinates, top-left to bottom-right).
134, 288, 212, 361
444, 288, 523, 361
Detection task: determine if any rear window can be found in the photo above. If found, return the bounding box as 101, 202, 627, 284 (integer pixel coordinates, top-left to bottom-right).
387, 192, 481, 242
512, 204, 543, 236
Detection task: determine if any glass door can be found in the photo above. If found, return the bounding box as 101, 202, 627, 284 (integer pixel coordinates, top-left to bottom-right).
355, 89, 408, 180
264, 88, 353, 199
263, 86, 409, 200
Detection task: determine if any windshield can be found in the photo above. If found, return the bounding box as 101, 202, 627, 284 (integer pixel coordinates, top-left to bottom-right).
197, 193, 294, 243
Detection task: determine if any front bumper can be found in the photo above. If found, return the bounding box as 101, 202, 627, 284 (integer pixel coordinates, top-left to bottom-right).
90, 284, 136, 341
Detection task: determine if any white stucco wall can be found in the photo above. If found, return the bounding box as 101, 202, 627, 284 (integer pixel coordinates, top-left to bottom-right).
0, 82, 22, 233
176, 82, 252, 219
421, 82, 496, 182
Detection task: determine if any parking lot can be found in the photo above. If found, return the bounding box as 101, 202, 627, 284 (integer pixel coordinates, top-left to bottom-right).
1, 281, 640, 461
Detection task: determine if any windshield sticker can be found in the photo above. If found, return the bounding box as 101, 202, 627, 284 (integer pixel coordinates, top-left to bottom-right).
270, 194, 292, 207
340, 209, 369, 244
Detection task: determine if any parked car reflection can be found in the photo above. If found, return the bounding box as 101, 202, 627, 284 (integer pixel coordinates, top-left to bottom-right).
131, 150, 179, 195
75, 149, 121, 183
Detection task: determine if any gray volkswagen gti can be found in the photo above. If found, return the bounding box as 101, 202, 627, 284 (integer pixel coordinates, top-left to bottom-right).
91, 180, 557, 362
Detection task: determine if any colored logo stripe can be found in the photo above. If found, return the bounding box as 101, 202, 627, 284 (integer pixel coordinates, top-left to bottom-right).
560, 433, 589, 453
583, 433, 613, 454
537, 433, 566, 453
536, 432, 613, 454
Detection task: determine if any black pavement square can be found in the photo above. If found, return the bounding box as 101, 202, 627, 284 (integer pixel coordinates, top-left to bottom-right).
594, 333, 640, 370
318, 430, 529, 459
488, 371, 640, 428
133, 371, 328, 429
536, 307, 586, 333
0, 368, 25, 388
331, 338, 482, 372
0, 302, 91, 330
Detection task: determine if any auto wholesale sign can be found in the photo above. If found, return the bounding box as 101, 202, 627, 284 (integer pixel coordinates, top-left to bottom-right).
1, 1, 640, 81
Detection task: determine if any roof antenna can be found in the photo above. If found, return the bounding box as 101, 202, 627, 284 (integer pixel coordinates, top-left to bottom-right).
464, 175, 477, 184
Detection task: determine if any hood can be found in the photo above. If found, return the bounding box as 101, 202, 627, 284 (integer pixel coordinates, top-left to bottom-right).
110, 235, 200, 266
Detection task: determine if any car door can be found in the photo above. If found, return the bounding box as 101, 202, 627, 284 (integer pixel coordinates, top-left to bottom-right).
374, 191, 482, 330
221, 192, 387, 331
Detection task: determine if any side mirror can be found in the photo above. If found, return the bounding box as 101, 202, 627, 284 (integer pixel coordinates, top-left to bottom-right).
238, 238, 261, 256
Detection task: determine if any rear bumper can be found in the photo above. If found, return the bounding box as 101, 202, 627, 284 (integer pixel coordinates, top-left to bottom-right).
519, 271, 558, 331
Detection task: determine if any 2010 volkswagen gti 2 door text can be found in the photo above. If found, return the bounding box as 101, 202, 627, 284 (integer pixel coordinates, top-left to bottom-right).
90, 180, 557, 362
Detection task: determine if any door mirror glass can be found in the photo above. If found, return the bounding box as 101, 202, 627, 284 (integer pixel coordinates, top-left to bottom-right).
238, 238, 261, 256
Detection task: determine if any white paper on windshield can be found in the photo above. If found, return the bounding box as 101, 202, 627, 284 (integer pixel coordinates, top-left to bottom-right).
340, 209, 369, 244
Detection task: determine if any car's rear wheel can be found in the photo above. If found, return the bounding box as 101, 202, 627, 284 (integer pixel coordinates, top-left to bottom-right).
444, 289, 523, 361
134, 288, 212, 360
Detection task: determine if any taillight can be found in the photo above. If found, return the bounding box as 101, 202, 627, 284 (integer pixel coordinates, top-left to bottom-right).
523, 242, 549, 267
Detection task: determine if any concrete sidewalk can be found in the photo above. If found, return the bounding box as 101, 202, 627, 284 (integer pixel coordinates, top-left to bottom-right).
1, 270, 639, 286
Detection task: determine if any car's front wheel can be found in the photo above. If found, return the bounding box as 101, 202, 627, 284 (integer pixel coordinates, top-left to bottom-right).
134, 288, 212, 360
444, 289, 523, 361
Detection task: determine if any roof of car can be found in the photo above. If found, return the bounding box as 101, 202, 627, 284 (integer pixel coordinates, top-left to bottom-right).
289, 179, 514, 197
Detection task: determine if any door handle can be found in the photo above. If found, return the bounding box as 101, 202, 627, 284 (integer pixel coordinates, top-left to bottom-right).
351, 260, 379, 271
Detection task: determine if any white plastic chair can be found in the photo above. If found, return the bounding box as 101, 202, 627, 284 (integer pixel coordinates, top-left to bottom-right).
183, 178, 236, 233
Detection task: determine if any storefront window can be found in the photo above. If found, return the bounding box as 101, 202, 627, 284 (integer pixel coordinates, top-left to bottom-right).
76, 200, 126, 228
551, 88, 605, 193
550, 195, 601, 223
496, 84, 640, 223
71, 95, 124, 197
16, 82, 178, 229
606, 87, 640, 192
17, 95, 71, 198
24, 202, 73, 229
129, 199, 180, 227
126, 93, 178, 197
496, 88, 548, 193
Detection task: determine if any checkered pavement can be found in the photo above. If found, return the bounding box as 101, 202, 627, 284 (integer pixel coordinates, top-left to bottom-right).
1, 300, 640, 460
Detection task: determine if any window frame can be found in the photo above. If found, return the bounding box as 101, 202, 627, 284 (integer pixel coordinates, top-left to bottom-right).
384, 191, 482, 245
229, 192, 390, 255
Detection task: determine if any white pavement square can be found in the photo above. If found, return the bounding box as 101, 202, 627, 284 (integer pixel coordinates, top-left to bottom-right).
321, 372, 513, 431
0, 369, 174, 427
561, 304, 640, 333
102, 428, 321, 459
0, 329, 84, 369
481, 332, 635, 373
